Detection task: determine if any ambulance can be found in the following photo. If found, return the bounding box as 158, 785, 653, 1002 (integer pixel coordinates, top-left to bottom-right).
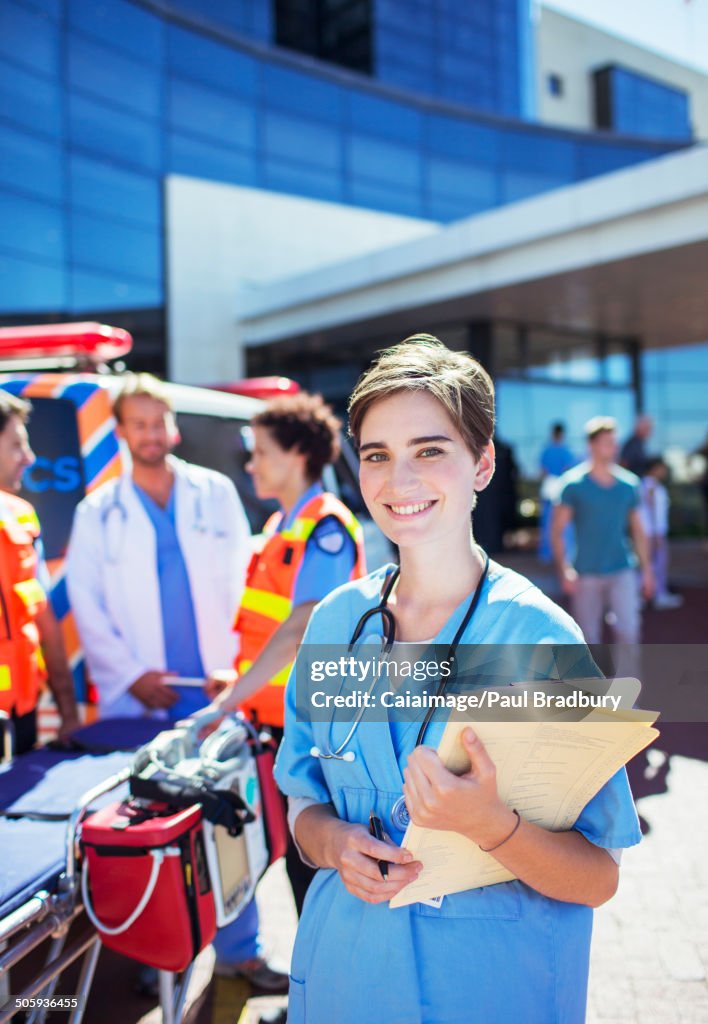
0, 322, 390, 726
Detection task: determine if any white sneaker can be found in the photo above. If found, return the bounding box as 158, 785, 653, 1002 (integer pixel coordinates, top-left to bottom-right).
653, 593, 684, 610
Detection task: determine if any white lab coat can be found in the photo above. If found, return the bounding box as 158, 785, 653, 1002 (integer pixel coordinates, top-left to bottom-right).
66, 456, 251, 717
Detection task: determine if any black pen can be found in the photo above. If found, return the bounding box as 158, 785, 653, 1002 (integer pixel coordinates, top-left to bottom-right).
368, 810, 389, 880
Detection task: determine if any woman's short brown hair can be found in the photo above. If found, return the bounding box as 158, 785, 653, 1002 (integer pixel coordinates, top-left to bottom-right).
348, 334, 495, 459
252, 392, 341, 482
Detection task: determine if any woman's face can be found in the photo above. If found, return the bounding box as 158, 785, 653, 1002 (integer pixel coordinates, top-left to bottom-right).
358, 391, 494, 551
247, 425, 303, 501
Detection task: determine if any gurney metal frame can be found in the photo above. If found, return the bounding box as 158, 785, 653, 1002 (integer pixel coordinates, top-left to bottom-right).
0, 766, 195, 1024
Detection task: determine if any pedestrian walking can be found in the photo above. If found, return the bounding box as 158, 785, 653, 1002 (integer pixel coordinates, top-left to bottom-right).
639, 456, 683, 609
538, 422, 576, 561
552, 416, 655, 644
620, 414, 653, 477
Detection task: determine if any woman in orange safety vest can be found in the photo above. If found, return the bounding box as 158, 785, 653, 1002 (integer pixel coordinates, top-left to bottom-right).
207, 392, 366, 912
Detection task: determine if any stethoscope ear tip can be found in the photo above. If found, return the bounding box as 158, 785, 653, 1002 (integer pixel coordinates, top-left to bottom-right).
342, 751, 356, 763
310, 746, 321, 758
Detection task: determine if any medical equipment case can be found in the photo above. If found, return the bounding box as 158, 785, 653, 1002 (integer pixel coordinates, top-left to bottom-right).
80, 799, 217, 971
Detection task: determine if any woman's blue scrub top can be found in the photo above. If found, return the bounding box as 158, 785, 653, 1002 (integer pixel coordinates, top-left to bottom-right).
275, 562, 642, 1024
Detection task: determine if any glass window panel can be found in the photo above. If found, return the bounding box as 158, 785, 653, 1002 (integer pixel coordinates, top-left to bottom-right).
168, 132, 258, 187
0, 1, 59, 77
0, 252, 66, 313
375, 61, 430, 95
348, 178, 424, 217
347, 134, 422, 189
68, 0, 164, 63
348, 92, 422, 145
264, 112, 341, 171
69, 156, 161, 229
426, 196, 490, 222
70, 212, 161, 283
0, 61, 62, 138
375, 29, 431, 72
263, 159, 343, 203
0, 191, 64, 262
69, 93, 162, 172
68, 36, 162, 119
427, 158, 497, 204
262, 65, 343, 124
425, 115, 499, 164
501, 169, 570, 203
492, 324, 522, 376
168, 77, 257, 151
69, 267, 161, 312
526, 329, 601, 384
502, 130, 577, 175
601, 344, 632, 386
377, 0, 435, 35
645, 341, 708, 378
0, 124, 62, 202
275, 0, 372, 74
167, 26, 258, 100
21, 0, 61, 18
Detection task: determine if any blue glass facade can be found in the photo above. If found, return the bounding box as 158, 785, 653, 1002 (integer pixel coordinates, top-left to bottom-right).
595, 65, 692, 141
0, 0, 687, 316
374, 0, 527, 117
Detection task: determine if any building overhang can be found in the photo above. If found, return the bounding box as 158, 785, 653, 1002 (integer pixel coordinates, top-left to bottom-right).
237, 146, 708, 351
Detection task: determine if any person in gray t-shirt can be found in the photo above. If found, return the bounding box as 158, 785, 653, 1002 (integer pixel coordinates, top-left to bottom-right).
552, 416, 655, 644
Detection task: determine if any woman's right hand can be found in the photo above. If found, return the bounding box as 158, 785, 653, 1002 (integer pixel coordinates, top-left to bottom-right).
329, 821, 422, 904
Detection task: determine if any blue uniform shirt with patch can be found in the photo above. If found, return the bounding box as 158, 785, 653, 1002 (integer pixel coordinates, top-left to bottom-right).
278, 483, 356, 605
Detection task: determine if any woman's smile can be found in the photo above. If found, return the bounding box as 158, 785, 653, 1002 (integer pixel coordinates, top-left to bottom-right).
384, 500, 437, 518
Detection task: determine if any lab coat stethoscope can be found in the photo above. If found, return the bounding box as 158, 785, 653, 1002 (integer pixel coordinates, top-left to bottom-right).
100, 471, 229, 563
310, 550, 491, 764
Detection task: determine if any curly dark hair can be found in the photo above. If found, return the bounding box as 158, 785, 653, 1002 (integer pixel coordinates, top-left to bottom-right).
252, 392, 341, 482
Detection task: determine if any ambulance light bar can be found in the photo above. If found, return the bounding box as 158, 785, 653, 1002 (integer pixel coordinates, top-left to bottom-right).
210, 377, 300, 400
0, 322, 133, 365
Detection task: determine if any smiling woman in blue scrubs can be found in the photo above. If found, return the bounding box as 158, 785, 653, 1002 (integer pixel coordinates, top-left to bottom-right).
274, 336, 641, 1024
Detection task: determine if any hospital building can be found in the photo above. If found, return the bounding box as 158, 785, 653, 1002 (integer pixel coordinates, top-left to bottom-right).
1, 0, 708, 474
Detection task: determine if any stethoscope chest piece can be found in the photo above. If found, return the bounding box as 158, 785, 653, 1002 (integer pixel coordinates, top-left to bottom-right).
391, 795, 410, 830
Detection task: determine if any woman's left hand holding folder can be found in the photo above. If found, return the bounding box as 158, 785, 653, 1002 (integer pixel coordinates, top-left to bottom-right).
402, 727, 518, 852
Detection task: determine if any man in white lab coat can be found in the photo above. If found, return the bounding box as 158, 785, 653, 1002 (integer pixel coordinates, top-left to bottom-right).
66, 374, 288, 994
66, 374, 250, 719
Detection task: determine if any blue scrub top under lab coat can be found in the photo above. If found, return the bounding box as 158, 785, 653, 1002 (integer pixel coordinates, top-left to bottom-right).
134, 484, 206, 720
275, 562, 642, 1024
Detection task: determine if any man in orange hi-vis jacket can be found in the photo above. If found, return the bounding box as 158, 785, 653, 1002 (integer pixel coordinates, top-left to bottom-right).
0, 392, 79, 754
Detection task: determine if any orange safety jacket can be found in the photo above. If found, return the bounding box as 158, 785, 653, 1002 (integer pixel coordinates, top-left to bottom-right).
0, 493, 48, 717
235, 492, 366, 727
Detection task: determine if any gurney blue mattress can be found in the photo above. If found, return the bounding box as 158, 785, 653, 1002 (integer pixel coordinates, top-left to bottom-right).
0, 719, 164, 920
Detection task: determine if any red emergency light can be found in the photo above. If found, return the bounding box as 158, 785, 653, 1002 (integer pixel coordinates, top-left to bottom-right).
211, 377, 300, 400
0, 322, 133, 364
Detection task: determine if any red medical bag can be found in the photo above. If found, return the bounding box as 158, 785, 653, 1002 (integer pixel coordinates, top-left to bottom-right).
250, 732, 288, 865
80, 800, 217, 972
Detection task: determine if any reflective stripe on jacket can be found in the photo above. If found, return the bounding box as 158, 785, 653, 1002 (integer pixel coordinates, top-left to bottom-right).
235, 492, 365, 727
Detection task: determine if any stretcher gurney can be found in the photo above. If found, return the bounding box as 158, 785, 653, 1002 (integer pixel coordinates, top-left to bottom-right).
1, 712, 275, 1024
0, 718, 191, 1024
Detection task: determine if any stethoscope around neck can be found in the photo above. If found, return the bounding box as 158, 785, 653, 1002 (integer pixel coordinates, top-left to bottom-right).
101, 473, 228, 563
309, 548, 490, 763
